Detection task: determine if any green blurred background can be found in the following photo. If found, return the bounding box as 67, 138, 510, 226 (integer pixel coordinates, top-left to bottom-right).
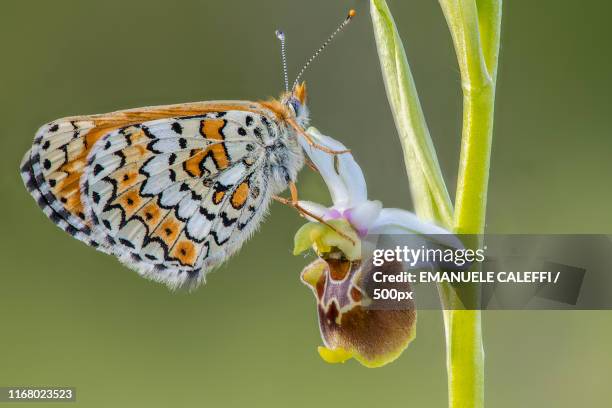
1, 0, 610, 407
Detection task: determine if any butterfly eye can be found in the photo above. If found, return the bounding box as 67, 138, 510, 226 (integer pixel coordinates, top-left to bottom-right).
289, 98, 301, 115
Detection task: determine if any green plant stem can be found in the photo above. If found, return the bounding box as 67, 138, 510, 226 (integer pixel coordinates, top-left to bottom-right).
454, 85, 495, 235
439, 1, 501, 408
441, 86, 494, 408
441, 305, 484, 408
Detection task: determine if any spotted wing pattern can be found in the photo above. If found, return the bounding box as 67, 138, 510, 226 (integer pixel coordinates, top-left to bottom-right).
20, 119, 106, 249
21, 103, 283, 289
83, 111, 276, 288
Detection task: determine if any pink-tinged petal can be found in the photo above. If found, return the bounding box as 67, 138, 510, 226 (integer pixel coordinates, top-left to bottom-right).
326, 208, 343, 219
345, 200, 383, 234
301, 256, 417, 368
369, 208, 464, 250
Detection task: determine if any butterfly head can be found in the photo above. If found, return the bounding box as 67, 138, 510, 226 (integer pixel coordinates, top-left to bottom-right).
281, 81, 309, 127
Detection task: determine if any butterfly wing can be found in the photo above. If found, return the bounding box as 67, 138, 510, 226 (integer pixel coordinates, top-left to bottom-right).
21, 102, 283, 289
21, 119, 107, 249
20, 102, 251, 249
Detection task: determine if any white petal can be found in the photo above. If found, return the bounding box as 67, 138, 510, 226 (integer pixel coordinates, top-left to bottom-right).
297, 200, 329, 223
370, 208, 463, 249
300, 128, 367, 207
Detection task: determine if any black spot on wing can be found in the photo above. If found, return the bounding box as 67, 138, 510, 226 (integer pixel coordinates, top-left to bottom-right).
119, 238, 135, 249
93, 164, 104, 176
66, 225, 78, 236
171, 122, 183, 134
199, 206, 216, 221
220, 212, 237, 227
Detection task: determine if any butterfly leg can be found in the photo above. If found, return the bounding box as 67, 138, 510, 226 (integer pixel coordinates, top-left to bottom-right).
305, 156, 319, 173
287, 119, 351, 155
273, 183, 355, 244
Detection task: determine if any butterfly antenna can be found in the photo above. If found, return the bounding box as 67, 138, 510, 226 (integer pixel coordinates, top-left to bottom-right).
275, 30, 290, 93
292, 9, 356, 91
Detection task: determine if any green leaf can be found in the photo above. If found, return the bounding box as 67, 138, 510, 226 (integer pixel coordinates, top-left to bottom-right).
439, 0, 493, 91
369, 0, 453, 228
475, 0, 503, 81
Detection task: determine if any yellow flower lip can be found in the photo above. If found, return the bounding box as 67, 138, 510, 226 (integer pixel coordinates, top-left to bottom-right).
317, 346, 353, 364
293, 219, 361, 260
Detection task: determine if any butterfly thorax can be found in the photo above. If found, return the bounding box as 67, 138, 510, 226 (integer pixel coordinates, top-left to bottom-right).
258, 98, 307, 194
258, 84, 310, 194
265, 123, 305, 194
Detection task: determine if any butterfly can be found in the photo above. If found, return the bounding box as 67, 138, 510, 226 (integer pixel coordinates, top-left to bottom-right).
20, 9, 356, 290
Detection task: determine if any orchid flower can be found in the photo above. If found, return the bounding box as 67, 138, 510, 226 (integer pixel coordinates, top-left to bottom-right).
293, 127, 459, 368
294, 128, 459, 256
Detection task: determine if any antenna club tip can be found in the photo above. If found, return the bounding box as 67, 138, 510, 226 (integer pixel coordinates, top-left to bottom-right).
275, 30, 285, 40
348, 9, 357, 19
